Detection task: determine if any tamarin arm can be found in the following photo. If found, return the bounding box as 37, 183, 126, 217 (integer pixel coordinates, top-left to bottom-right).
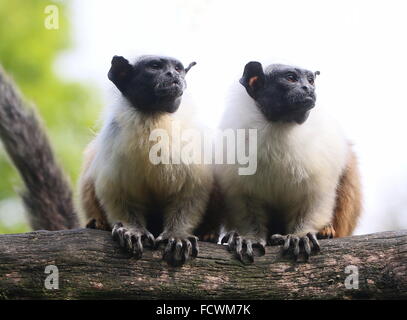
154, 185, 210, 266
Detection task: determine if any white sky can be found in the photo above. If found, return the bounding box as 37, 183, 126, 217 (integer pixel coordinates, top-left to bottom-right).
57, 0, 407, 234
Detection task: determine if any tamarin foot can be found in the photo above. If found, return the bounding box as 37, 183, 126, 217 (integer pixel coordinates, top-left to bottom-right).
112, 222, 155, 259
221, 231, 266, 264
86, 218, 97, 229
86, 218, 111, 231
269, 233, 320, 261
317, 223, 336, 239
155, 233, 199, 267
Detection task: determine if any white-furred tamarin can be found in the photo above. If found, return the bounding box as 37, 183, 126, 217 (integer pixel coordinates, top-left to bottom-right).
218, 62, 362, 262
78, 55, 214, 266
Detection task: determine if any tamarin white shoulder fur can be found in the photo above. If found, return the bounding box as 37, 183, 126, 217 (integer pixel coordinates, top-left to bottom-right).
218, 62, 362, 262
78, 55, 214, 266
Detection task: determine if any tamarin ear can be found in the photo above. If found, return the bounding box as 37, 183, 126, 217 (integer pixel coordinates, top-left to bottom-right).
315, 70, 320, 77
108, 55, 133, 93
185, 61, 197, 74
239, 61, 265, 98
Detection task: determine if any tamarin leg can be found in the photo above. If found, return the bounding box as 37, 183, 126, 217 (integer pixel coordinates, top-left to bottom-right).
81, 179, 111, 231
79, 143, 110, 231
221, 196, 268, 263
194, 180, 224, 243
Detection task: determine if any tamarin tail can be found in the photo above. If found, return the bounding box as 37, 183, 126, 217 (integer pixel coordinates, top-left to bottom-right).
0, 65, 79, 230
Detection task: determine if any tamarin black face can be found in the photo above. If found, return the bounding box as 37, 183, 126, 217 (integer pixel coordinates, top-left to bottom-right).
108, 55, 196, 114
240, 62, 319, 124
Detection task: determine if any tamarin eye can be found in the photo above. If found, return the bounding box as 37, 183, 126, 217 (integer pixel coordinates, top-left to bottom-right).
308, 78, 315, 85
286, 74, 297, 82
175, 65, 182, 72
150, 62, 162, 70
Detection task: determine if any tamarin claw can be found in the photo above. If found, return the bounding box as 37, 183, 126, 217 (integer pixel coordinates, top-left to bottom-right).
317, 223, 336, 239
221, 231, 266, 264
156, 233, 199, 267
112, 222, 155, 259
270, 232, 320, 261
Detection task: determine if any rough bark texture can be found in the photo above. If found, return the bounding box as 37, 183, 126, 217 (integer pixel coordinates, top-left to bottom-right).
0, 228, 405, 299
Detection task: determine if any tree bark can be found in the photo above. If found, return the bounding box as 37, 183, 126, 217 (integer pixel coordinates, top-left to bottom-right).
0, 228, 405, 300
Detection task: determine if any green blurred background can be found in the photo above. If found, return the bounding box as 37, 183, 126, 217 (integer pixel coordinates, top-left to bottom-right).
0, 0, 100, 233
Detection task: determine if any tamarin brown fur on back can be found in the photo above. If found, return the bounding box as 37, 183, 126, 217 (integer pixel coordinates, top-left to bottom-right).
333, 149, 362, 237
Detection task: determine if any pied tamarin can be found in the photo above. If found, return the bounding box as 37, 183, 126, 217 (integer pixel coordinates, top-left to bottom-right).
217, 62, 362, 262
78, 55, 214, 266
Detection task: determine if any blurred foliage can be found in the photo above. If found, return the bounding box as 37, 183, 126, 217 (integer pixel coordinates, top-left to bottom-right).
0, 0, 100, 233
0, 221, 28, 234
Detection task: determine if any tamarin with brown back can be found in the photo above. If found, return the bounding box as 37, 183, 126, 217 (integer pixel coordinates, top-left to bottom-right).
218, 62, 362, 262
78, 55, 214, 266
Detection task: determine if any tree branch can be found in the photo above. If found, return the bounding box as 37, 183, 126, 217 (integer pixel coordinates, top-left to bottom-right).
0, 229, 405, 299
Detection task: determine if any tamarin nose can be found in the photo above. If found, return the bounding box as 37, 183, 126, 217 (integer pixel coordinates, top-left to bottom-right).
302, 85, 309, 92
166, 71, 175, 78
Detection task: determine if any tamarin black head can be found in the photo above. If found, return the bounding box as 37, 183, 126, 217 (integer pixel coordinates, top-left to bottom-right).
108, 55, 196, 114
240, 62, 319, 124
